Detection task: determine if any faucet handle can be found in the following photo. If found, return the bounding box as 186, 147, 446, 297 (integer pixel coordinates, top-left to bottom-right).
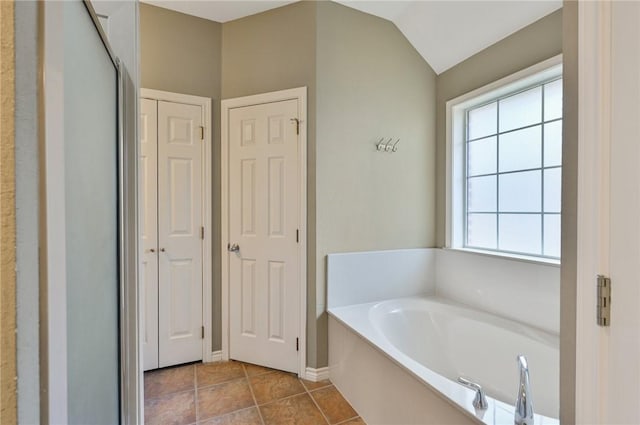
458, 377, 489, 410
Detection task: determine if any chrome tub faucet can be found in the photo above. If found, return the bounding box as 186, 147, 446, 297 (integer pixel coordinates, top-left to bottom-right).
515, 355, 534, 425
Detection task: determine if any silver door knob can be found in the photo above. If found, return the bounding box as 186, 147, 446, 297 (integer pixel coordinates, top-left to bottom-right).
228, 243, 240, 253
160, 248, 165, 252
148, 248, 155, 253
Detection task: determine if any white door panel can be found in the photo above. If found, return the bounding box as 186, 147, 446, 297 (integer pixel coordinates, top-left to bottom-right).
140, 98, 158, 371
157, 101, 203, 367
229, 99, 299, 373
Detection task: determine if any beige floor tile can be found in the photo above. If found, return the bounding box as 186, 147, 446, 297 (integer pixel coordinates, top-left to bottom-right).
311, 385, 357, 424
197, 378, 255, 421
198, 406, 262, 425
260, 393, 327, 425
144, 364, 194, 399
301, 379, 332, 391
144, 390, 196, 425
250, 371, 306, 405
196, 361, 245, 388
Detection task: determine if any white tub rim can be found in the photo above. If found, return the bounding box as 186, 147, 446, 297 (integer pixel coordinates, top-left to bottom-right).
327, 294, 559, 425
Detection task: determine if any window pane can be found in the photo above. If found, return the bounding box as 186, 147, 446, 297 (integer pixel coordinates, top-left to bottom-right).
499, 214, 542, 255
467, 214, 497, 249
499, 86, 542, 132
468, 102, 497, 140
544, 79, 562, 121
544, 120, 562, 167
544, 168, 561, 213
544, 214, 561, 258
468, 137, 497, 176
498, 126, 542, 172
468, 175, 496, 212
499, 170, 541, 212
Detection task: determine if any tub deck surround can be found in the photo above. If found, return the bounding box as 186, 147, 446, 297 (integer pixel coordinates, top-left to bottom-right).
434, 249, 560, 335
326, 249, 560, 425
326, 248, 560, 334
327, 248, 437, 309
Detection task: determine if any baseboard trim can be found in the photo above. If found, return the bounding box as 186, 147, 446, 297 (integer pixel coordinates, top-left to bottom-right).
207, 353, 327, 381
304, 366, 330, 382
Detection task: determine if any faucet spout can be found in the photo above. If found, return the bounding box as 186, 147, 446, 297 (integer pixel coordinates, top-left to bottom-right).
515, 355, 534, 425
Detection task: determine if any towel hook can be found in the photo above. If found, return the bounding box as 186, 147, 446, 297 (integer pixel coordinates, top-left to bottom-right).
391, 139, 400, 152
384, 138, 394, 152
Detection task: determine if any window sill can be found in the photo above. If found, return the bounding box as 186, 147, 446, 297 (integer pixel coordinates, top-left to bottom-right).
443, 247, 561, 268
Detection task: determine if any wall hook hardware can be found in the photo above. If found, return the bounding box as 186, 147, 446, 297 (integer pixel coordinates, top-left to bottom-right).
376, 137, 400, 153
376, 138, 389, 151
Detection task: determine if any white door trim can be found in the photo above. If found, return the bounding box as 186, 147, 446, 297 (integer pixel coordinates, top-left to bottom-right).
221, 87, 308, 377
574, 1, 611, 422
140, 88, 213, 363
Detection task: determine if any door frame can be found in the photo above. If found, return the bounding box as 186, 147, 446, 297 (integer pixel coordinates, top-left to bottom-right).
139, 88, 214, 364
572, 1, 608, 420
220, 87, 308, 377
572, 1, 640, 422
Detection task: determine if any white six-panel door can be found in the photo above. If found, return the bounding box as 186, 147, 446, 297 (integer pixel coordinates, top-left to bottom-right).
140, 99, 159, 371
228, 99, 300, 373
157, 101, 204, 368
141, 97, 205, 371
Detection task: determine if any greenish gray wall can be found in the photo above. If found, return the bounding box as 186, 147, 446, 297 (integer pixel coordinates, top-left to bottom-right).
140, 3, 223, 351
221, 1, 317, 100
221, 1, 320, 365
435, 9, 563, 247
140, 3, 221, 99
315, 1, 437, 367
560, 1, 577, 422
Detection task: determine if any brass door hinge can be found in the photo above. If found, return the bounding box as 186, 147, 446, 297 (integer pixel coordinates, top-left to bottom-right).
296, 337, 299, 351
597, 275, 611, 327
201, 326, 205, 339
200, 126, 204, 140
290, 118, 300, 135
296, 229, 299, 243
201, 226, 205, 240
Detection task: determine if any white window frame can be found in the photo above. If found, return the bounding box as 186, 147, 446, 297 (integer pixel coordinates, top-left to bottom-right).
445, 54, 563, 264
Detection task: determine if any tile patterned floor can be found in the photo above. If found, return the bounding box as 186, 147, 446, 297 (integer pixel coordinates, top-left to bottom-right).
144, 361, 367, 425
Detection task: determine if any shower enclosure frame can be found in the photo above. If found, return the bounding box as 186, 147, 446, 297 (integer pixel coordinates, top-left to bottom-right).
39, 1, 138, 423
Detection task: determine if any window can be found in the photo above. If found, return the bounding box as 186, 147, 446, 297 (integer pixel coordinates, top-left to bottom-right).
447, 58, 562, 261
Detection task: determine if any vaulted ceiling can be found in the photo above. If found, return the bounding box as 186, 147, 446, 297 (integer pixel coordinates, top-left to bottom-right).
141, 0, 561, 74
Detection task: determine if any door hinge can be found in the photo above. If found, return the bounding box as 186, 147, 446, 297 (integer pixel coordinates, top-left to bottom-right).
201, 326, 205, 339
296, 337, 299, 351
290, 118, 300, 135
200, 126, 204, 140
201, 226, 205, 240
296, 229, 299, 243
597, 275, 611, 327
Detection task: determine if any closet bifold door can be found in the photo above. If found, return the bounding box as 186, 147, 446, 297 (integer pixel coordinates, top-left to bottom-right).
140, 98, 159, 371
62, 1, 120, 422
140, 96, 204, 370
157, 100, 204, 367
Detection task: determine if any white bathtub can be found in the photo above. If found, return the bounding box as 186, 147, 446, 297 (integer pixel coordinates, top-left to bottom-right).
328, 296, 559, 425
